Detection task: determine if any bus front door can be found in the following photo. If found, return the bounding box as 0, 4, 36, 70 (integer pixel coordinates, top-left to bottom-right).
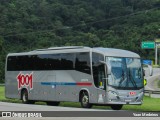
97, 65, 106, 104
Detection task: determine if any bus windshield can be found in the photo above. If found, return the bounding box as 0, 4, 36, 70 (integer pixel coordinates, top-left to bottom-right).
106, 57, 143, 89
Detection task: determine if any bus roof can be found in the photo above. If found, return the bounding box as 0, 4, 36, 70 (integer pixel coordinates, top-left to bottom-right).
7, 46, 140, 58
93, 47, 140, 58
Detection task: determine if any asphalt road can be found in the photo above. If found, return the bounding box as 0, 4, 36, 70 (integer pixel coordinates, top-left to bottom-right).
0, 102, 159, 119
144, 68, 160, 91
145, 74, 160, 90
0, 104, 159, 120
0, 102, 109, 111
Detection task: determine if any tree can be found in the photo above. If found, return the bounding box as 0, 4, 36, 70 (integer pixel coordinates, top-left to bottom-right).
0, 36, 4, 51
0, 0, 160, 83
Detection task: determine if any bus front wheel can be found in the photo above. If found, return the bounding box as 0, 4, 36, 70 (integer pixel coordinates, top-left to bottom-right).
110, 105, 123, 110
80, 91, 92, 108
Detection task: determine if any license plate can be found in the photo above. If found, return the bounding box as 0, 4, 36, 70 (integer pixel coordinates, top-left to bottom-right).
125, 99, 132, 102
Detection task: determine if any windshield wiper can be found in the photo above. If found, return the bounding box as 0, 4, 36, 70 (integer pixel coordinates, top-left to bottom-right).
118, 69, 126, 87
128, 68, 137, 88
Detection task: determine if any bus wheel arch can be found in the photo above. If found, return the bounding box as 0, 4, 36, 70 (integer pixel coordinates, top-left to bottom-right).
79, 90, 92, 108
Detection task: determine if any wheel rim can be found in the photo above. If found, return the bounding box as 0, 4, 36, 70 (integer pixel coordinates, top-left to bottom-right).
82, 95, 88, 105
23, 92, 27, 102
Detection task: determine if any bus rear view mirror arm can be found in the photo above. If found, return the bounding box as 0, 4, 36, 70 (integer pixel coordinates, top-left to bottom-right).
99, 60, 111, 75
148, 64, 153, 76
99, 60, 106, 64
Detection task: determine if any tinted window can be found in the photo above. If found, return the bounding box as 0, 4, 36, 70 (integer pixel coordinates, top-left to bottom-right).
75, 52, 91, 74
7, 55, 38, 71
7, 52, 90, 73
61, 53, 75, 70
7, 56, 17, 71
48, 54, 61, 70
7, 53, 74, 71
36, 54, 49, 70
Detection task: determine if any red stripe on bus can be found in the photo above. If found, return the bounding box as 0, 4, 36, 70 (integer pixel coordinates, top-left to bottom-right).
76, 82, 92, 86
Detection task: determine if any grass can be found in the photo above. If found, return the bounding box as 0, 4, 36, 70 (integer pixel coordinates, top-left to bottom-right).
123, 97, 160, 111
152, 65, 160, 68
0, 86, 160, 111
0, 86, 5, 100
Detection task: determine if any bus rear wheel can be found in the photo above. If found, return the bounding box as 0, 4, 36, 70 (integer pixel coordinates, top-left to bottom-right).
46, 101, 60, 106
21, 90, 35, 104
80, 91, 92, 108
22, 90, 29, 104
110, 105, 123, 110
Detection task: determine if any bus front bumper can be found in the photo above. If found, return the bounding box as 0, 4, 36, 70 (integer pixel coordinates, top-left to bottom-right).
106, 92, 144, 105
106, 101, 143, 105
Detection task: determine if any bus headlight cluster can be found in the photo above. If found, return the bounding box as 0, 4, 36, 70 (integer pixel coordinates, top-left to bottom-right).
136, 91, 144, 102
108, 91, 119, 101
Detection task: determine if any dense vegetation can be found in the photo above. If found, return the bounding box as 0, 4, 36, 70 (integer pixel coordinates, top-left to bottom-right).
0, 0, 160, 82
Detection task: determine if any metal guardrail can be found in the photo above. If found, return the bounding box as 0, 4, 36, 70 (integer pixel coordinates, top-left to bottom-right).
144, 90, 160, 98
144, 90, 160, 94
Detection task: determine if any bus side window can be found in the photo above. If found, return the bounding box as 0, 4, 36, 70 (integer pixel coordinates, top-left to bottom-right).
75, 52, 91, 74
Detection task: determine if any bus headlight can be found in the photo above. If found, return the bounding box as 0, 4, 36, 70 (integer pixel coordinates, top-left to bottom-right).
108, 91, 119, 101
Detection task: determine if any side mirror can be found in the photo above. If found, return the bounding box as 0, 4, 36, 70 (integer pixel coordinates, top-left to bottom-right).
107, 64, 111, 75
99, 60, 111, 75
144, 79, 147, 86
147, 65, 153, 76
143, 64, 153, 76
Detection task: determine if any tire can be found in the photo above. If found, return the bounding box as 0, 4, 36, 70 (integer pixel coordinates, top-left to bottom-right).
22, 90, 29, 104
80, 91, 92, 108
21, 90, 35, 104
110, 105, 123, 110
46, 101, 60, 106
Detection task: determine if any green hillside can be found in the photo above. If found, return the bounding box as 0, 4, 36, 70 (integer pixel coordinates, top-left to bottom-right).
1, 0, 160, 82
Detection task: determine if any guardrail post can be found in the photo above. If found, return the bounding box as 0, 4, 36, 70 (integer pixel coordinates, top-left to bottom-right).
149, 91, 152, 97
